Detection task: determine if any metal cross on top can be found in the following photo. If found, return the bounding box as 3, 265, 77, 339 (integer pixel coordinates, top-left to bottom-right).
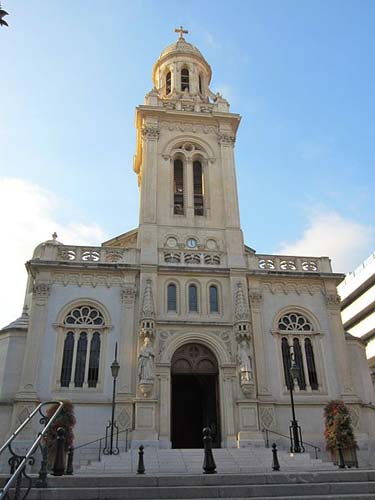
175, 25, 188, 39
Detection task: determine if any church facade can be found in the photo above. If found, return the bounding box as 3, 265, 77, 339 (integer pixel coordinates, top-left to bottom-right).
1, 31, 374, 457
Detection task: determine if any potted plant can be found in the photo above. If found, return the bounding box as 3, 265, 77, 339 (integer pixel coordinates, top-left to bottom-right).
324, 400, 358, 467
44, 400, 76, 468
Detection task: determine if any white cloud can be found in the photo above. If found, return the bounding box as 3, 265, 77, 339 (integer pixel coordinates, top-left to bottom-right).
276, 210, 374, 273
0, 178, 107, 328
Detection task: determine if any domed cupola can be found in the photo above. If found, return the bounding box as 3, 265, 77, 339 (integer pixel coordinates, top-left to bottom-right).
152, 27, 212, 100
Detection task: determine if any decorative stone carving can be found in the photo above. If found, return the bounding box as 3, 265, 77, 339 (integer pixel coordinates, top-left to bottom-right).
260, 407, 275, 429
116, 408, 131, 430
220, 331, 233, 358
349, 407, 360, 430
325, 293, 341, 308
217, 132, 235, 145
53, 272, 123, 288
121, 284, 137, 305
141, 279, 155, 319
237, 339, 253, 384
33, 283, 50, 305
234, 283, 250, 322
105, 249, 125, 263
160, 120, 218, 135
261, 282, 323, 295
141, 126, 159, 140
248, 292, 263, 305
138, 336, 155, 398
158, 330, 175, 355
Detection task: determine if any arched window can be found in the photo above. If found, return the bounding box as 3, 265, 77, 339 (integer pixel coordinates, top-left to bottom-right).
59, 304, 106, 389
74, 332, 88, 387
189, 284, 198, 312
88, 332, 101, 387
174, 159, 184, 215
166, 71, 171, 95
277, 312, 319, 392
60, 332, 74, 387
167, 283, 177, 312
193, 160, 204, 215
293, 337, 306, 390
199, 74, 203, 94
181, 68, 189, 91
281, 337, 293, 390
209, 285, 219, 313
305, 338, 318, 390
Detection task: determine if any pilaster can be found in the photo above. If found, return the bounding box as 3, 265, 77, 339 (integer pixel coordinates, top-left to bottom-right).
16, 282, 50, 400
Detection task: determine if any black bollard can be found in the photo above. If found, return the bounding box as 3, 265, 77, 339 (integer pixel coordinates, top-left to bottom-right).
65, 446, 74, 475
137, 445, 145, 474
52, 427, 66, 476
202, 427, 217, 474
36, 444, 48, 488
272, 443, 280, 471
337, 445, 346, 469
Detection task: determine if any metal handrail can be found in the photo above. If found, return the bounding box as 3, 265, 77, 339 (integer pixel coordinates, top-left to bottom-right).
262, 427, 321, 459
0, 400, 63, 500
73, 427, 131, 460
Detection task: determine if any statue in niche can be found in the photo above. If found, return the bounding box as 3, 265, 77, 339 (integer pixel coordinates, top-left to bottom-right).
237, 339, 253, 384
137, 336, 155, 383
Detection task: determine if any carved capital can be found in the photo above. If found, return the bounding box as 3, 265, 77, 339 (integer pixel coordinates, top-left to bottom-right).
325, 293, 341, 309
217, 133, 235, 145
33, 283, 50, 305
141, 126, 159, 140
249, 292, 263, 306
121, 284, 137, 305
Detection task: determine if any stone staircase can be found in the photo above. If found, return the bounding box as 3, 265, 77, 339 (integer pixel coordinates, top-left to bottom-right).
78, 447, 337, 474
5, 469, 375, 499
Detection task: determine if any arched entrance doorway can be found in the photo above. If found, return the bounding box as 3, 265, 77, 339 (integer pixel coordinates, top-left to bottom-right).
171, 343, 221, 448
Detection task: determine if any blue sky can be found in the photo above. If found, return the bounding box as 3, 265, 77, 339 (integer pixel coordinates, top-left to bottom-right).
0, 0, 374, 326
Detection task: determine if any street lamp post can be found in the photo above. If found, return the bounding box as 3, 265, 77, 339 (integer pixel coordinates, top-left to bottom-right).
288, 350, 304, 454
103, 342, 120, 455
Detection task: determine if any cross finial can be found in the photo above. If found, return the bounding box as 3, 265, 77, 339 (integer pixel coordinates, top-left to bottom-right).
174, 25, 188, 40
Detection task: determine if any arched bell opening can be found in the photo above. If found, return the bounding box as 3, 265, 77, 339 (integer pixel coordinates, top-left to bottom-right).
171, 342, 221, 448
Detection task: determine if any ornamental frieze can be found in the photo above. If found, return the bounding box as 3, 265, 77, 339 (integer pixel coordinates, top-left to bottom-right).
52, 272, 124, 288
159, 121, 218, 134
261, 282, 323, 295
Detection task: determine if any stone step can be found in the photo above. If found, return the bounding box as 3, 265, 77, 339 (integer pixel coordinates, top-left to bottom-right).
79, 447, 336, 474
3, 471, 375, 500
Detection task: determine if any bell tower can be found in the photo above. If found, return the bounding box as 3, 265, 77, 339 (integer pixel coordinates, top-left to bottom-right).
134, 28, 246, 268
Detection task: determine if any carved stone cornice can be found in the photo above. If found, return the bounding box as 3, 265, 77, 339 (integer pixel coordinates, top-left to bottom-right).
141, 126, 159, 140
32, 283, 50, 305
121, 284, 137, 306
217, 133, 236, 145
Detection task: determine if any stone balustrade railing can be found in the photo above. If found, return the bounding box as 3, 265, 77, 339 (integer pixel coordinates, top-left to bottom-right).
160, 250, 225, 267
247, 254, 332, 273
32, 243, 139, 265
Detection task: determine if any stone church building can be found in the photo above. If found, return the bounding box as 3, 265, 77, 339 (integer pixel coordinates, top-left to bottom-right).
1, 31, 374, 456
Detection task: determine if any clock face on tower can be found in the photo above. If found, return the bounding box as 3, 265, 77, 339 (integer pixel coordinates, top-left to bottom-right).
187, 238, 197, 249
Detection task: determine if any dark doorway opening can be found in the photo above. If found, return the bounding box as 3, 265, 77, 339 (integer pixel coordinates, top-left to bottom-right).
171, 343, 220, 449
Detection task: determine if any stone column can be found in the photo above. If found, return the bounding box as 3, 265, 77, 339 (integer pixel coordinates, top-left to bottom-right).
185, 157, 194, 219
117, 281, 137, 398
139, 125, 159, 225
218, 134, 240, 229
16, 282, 50, 399
221, 367, 237, 447
249, 290, 272, 398
158, 365, 171, 448
325, 293, 355, 399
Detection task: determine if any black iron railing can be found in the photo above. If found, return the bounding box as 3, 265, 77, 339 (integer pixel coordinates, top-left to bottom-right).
262, 427, 321, 459
68, 427, 131, 472
0, 400, 63, 500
